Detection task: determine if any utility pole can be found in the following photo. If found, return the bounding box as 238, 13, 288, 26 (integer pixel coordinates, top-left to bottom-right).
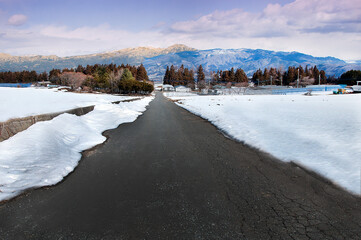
257, 79, 259, 86
297, 68, 300, 88
270, 76, 272, 86
319, 74, 321, 85
280, 75, 283, 86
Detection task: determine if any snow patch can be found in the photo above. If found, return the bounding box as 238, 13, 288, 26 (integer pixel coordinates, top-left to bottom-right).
167, 93, 361, 195
0, 87, 135, 122
0, 97, 153, 201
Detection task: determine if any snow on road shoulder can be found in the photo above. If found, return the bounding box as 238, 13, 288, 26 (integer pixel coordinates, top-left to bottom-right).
167, 93, 361, 195
0, 96, 153, 201
0, 87, 136, 122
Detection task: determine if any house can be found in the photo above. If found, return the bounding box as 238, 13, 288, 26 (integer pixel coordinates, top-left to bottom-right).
155, 85, 163, 91
212, 85, 227, 94
162, 84, 175, 91
154, 83, 163, 91
36, 81, 52, 87
175, 85, 191, 92
213, 85, 227, 90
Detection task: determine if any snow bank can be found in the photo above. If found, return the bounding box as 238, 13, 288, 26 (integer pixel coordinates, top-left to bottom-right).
168, 93, 361, 195
0, 87, 135, 122
163, 92, 197, 97
0, 97, 153, 201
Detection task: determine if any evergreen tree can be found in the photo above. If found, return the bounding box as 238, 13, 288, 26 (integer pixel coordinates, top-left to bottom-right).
263, 68, 270, 83
320, 70, 327, 84
49, 69, 61, 83
222, 70, 230, 82
94, 66, 110, 89
305, 65, 309, 77
339, 70, 361, 85
177, 65, 184, 86
183, 68, 191, 85
189, 70, 195, 84
120, 68, 135, 81
235, 68, 248, 83
252, 69, 263, 82
169, 65, 177, 85
129, 66, 137, 80
137, 64, 149, 81
215, 70, 221, 82
229, 67, 235, 82
298, 65, 305, 78
197, 65, 205, 82
285, 66, 296, 85
76, 65, 85, 73
163, 66, 170, 84
312, 65, 320, 84
39, 71, 48, 82
179, 64, 185, 84
185, 68, 195, 89
84, 65, 92, 75
269, 67, 278, 80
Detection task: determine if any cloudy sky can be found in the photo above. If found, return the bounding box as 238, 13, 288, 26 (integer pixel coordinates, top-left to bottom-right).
0, 0, 360, 60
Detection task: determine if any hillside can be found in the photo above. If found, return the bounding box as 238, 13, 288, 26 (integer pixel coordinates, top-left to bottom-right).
143, 49, 361, 80
0, 44, 196, 73
1, 45, 360, 81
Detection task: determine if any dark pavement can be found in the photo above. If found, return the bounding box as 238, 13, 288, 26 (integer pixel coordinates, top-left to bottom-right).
0, 92, 360, 239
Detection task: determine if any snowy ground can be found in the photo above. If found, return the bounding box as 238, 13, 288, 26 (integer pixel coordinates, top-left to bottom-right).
0, 87, 153, 201
0, 87, 135, 122
165, 92, 361, 195
162, 91, 197, 97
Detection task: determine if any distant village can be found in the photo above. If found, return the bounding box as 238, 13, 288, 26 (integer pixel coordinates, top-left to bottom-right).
0, 63, 360, 95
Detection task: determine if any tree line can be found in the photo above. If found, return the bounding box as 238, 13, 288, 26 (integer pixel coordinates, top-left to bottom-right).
252, 65, 327, 86
49, 63, 153, 94
0, 63, 153, 94
0, 71, 48, 83
211, 68, 248, 84
162, 64, 333, 88
163, 64, 249, 89
163, 65, 195, 87
49, 63, 149, 82
338, 70, 361, 85
253, 66, 361, 86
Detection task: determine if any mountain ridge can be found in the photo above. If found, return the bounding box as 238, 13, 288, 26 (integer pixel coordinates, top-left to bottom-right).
1, 44, 360, 81
0, 44, 196, 61
143, 48, 357, 80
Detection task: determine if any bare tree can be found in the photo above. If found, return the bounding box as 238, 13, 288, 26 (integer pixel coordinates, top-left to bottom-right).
108, 69, 123, 93
60, 72, 87, 90
234, 82, 249, 88
300, 76, 315, 86
197, 80, 207, 90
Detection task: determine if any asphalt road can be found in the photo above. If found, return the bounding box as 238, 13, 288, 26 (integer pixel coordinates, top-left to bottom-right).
0, 92, 360, 239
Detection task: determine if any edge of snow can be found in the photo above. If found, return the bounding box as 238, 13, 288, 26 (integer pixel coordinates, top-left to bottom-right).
0, 96, 154, 202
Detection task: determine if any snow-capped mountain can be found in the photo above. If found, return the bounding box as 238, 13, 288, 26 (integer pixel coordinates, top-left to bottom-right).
1, 45, 360, 81
143, 48, 361, 81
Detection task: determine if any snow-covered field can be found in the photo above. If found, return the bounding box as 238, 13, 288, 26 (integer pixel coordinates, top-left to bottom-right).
165, 92, 361, 195
0, 87, 135, 122
0, 87, 153, 201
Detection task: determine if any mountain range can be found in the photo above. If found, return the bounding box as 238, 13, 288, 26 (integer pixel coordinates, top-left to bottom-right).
1, 44, 360, 82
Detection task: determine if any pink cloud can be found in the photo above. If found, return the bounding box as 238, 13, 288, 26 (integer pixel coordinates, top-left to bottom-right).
8, 14, 27, 26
